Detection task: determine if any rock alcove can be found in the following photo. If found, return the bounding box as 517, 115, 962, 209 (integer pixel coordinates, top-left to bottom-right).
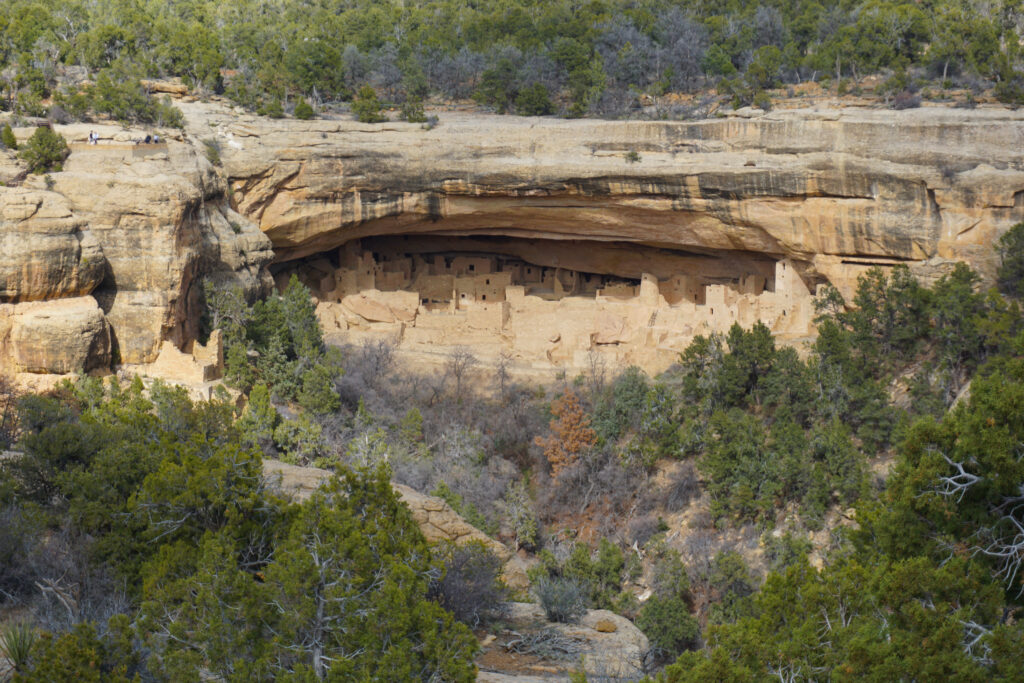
271, 233, 819, 375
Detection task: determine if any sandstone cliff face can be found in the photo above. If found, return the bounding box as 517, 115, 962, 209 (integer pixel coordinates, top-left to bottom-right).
0, 180, 112, 374
0, 124, 273, 376
197, 104, 1024, 294
0, 188, 106, 303
179, 102, 1024, 375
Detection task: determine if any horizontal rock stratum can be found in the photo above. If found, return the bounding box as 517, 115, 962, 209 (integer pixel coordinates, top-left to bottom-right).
1, 125, 273, 376
2, 103, 1024, 378
206, 104, 1024, 285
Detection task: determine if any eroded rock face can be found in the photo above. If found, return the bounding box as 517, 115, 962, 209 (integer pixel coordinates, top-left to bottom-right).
477, 603, 650, 681
2, 296, 110, 373
198, 105, 1024, 290
0, 166, 113, 375
0, 187, 106, 303
169, 102, 1022, 375
0, 124, 274, 377
51, 130, 274, 365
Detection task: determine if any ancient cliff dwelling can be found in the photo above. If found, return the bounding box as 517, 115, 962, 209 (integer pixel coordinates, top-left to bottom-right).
273, 234, 817, 374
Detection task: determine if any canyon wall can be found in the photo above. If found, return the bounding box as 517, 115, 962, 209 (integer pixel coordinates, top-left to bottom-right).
0, 127, 272, 382
206, 105, 1024, 286
3, 103, 1024, 380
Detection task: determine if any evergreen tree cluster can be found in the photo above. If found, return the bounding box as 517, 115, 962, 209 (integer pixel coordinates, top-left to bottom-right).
0, 378, 478, 681
2, 0, 1024, 122
208, 274, 342, 417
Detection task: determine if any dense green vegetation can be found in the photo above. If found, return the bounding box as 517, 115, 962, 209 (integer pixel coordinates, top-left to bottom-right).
2, 0, 1024, 123
4, 227, 1024, 678
0, 379, 477, 681
654, 352, 1024, 681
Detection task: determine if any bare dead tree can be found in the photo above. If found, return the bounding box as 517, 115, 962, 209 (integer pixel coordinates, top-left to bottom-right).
34, 577, 78, 625
445, 346, 478, 403
931, 451, 981, 502
358, 338, 396, 385
978, 504, 1024, 594
495, 351, 513, 399
584, 348, 607, 400
960, 620, 994, 665
929, 447, 1024, 595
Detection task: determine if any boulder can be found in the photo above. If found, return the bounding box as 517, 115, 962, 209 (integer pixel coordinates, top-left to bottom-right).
4, 296, 110, 373
342, 293, 395, 323
478, 603, 650, 681
393, 482, 512, 562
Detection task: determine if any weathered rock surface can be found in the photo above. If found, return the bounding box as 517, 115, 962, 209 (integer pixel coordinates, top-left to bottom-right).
0, 187, 106, 303
393, 482, 514, 562
193, 104, 1024, 294
51, 130, 274, 365
0, 123, 273, 376
476, 603, 649, 682
1, 296, 110, 373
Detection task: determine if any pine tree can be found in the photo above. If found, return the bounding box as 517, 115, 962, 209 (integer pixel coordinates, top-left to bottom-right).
238, 382, 278, 451
352, 85, 386, 123
19, 126, 69, 174
293, 98, 314, 119
1, 124, 17, 150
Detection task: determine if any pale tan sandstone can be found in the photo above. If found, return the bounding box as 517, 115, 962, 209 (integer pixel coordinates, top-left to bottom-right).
140, 80, 189, 96
1, 120, 272, 377
44, 123, 273, 367
0, 149, 26, 186
185, 104, 1024, 289
0, 187, 106, 303
7, 103, 1024, 379
145, 329, 224, 383
1, 296, 110, 373
485, 603, 649, 680
284, 241, 814, 375
0, 180, 113, 376
165, 102, 1024, 374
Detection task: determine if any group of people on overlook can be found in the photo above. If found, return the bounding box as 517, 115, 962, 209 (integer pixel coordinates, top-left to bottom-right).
86, 131, 161, 144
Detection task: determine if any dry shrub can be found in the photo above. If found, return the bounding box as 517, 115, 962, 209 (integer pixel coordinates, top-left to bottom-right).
431, 542, 509, 628
627, 514, 663, 547
892, 90, 921, 109
0, 374, 19, 447
535, 389, 597, 477
661, 461, 700, 512
533, 576, 587, 624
